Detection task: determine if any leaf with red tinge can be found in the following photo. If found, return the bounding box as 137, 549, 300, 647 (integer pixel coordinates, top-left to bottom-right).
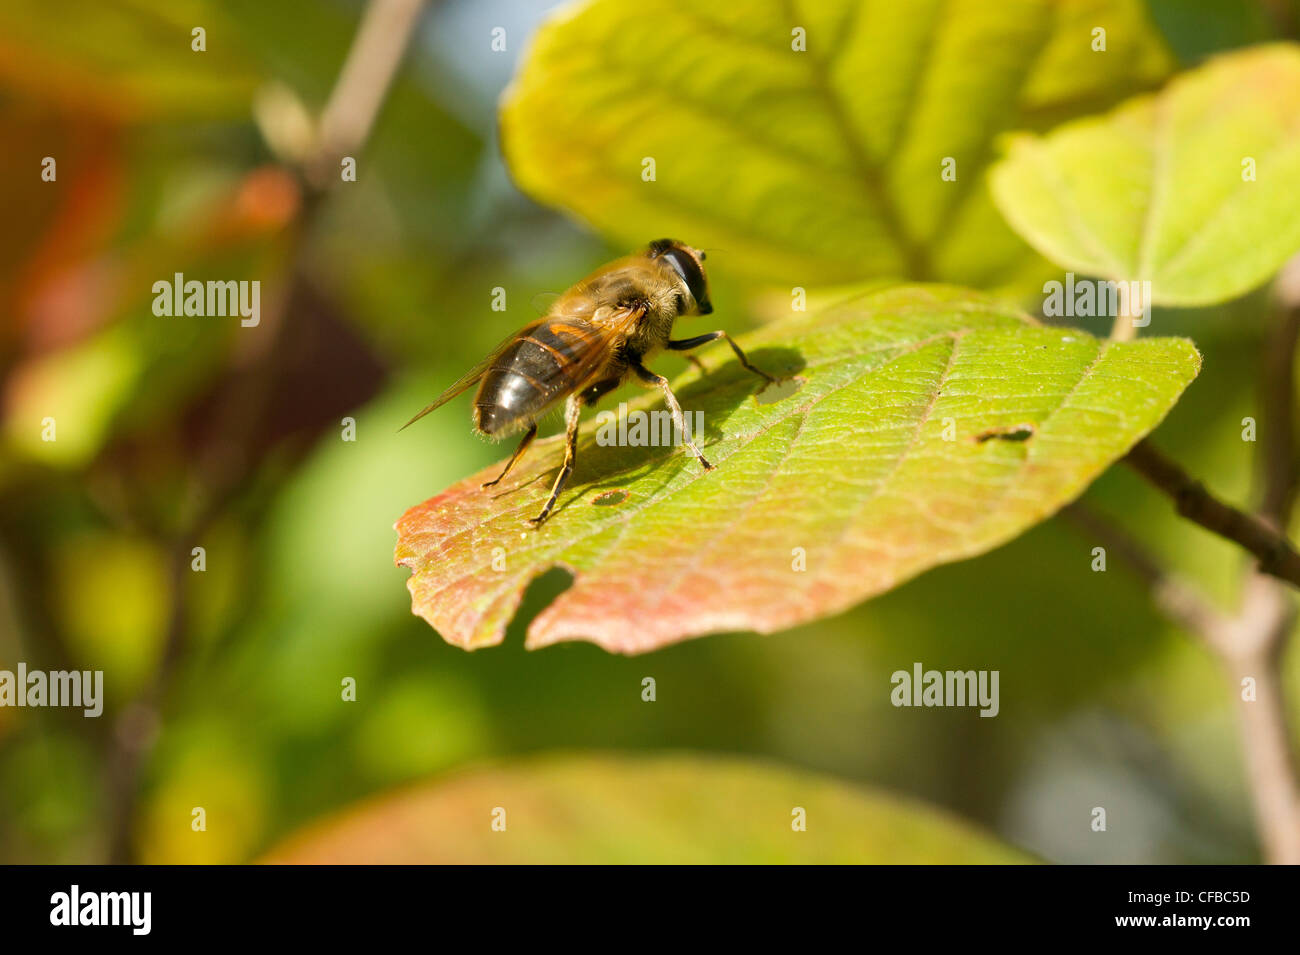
261, 753, 1032, 864
395, 286, 1199, 654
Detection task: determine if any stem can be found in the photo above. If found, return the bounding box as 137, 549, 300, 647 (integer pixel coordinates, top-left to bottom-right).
1232, 655, 1300, 863
1223, 576, 1300, 863
311, 0, 427, 186
105, 542, 189, 863
1233, 258, 1300, 863
1061, 503, 1233, 648
1124, 439, 1300, 589
1109, 279, 1146, 341
1066, 505, 1300, 862
100, 0, 428, 863
1262, 257, 1300, 527
1097, 258, 1300, 863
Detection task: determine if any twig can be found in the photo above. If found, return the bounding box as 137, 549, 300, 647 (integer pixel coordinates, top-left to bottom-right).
1093, 257, 1300, 863
1065, 503, 1300, 862
1260, 0, 1299, 40
1223, 574, 1300, 863
311, 0, 427, 186
1060, 503, 1233, 650
1263, 256, 1300, 527
105, 541, 191, 863
101, 0, 429, 863
1227, 258, 1300, 864
1124, 439, 1300, 589
1109, 279, 1146, 342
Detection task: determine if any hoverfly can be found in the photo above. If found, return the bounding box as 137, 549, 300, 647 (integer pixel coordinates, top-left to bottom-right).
401, 239, 775, 525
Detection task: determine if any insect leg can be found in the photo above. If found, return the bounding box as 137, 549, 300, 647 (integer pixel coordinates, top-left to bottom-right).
529, 396, 582, 526
667, 331, 777, 383
631, 361, 714, 472
482, 423, 537, 489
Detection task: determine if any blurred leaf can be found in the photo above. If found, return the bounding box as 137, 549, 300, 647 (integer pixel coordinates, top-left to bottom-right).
52, 532, 168, 699
395, 285, 1199, 653
348, 675, 490, 784
0, 102, 123, 350
137, 724, 268, 864
262, 753, 1032, 863
0, 0, 260, 121
221, 0, 485, 239
990, 44, 1300, 306
500, 0, 1173, 292
2, 323, 143, 468
0, 731, 101, 863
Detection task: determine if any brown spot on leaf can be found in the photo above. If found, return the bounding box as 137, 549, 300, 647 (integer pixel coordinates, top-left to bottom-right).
974, 423, 1036, 443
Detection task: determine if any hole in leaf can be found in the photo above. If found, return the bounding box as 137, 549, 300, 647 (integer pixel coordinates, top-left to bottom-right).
502, 565, 575, 647
974, 423, 1036, 443
755, 376, 805, 406
592, 489, 629, 506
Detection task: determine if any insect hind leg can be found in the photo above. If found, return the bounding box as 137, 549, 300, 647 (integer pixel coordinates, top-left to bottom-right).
529, 396, 582, 526
482, 423, 537, 489
631, 361, 714, 472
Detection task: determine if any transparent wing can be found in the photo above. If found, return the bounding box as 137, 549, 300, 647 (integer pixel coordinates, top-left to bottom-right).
522, 302, 647, 398
398, 319, 543, 431
530, 291, 561, 315
401, 303, 647, 432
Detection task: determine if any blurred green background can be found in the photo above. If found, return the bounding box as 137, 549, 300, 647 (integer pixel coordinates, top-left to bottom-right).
0, 0, 1295, 863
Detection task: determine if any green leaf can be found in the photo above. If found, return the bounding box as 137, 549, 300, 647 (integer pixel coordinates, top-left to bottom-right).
395, 286, 1200, 653
0, 0, 261, 120
261, 754, 1032, 863
989, 44, 1300, 306
500, 0, 1173, 292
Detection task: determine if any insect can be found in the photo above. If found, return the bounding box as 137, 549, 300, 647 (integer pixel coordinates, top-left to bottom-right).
401, 239, 776, 525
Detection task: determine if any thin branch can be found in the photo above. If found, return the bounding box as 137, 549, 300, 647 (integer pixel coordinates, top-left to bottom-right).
1109, 279, 1146, 341
1260, 0, 1299, 41
1228, 259, 1300, 863
105, 541, 190, 863
1099, 258, 1300, 864
311, 0, 427, 186
1262, 255, 1300, 527
1124, 439, 1300, 589
1065, 501, 1300, 862
1060, 503, 1233, 651
1224, 573, 1300, 863
102, 0, 429, 863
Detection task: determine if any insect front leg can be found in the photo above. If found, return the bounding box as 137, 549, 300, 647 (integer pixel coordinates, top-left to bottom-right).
667, 331, 777, 383
482, 423, 537, 489
529, 395, 583, 526
631, 361, 714, 472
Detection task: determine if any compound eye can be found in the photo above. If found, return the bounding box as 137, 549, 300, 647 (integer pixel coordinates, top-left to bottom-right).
659, 248, 708, 310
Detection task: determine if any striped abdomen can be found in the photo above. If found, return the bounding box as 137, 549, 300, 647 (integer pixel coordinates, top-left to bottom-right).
473, 320, 604, 436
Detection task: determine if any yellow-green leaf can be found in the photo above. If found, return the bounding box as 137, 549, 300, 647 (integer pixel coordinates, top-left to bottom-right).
0, 0, 260, 121
501, 0, 1173, 292
990, 44, 1300, 306
395, 286, 1200, 654
262, 754, 1032, 863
